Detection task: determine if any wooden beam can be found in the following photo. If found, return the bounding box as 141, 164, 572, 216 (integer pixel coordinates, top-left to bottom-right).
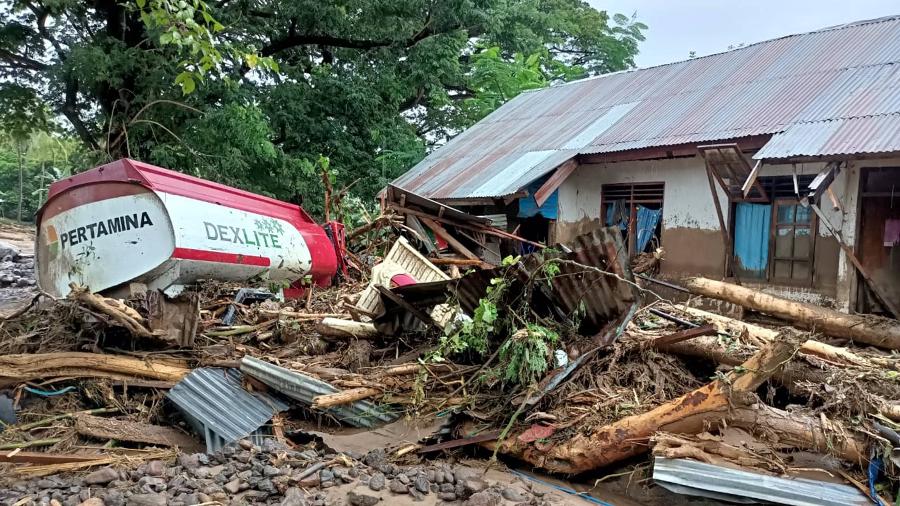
534, 158, 578, 207
419, 216, 480, 261
649, 325, 718, 348
704, 166, 732, 278
741, 160, 762, 198
0, 452, 101, 465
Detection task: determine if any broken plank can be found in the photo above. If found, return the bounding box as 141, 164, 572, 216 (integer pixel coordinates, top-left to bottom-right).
534, 159, 578, 207
649, 325, 718, 348
74, 414, 202, 451
0, 452, 101, 465
419, 216, 480, 261
315, 318, 380, 340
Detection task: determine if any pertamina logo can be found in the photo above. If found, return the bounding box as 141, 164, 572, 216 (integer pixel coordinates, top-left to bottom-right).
45, 225, 60, 260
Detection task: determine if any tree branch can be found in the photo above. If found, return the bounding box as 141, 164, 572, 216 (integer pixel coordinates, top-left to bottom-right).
62, 75, 99, 150
0, 49, 47, 71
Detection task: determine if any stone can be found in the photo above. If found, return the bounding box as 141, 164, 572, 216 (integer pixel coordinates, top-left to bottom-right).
83, 467, 119, 486
347, 490, 379, 506
100, 491, 124, 506
320, 481, 334, 489
257, 478, 276, 494
125, 493, 167, 506
223, 479, 242, 494
179, 494, 199, 506
37, 479, 59, 489
280, 487, 307, 506
142, 461, 164, 478
177, 454, 201, 470
463, 490, 501, 506
137, 477, 166, 493
453, 468, 479, 483
77, 499, 104, 506
237, 439, 255, 450
439, 483, 455, 493
363, 449, 386, 467
319, 469, 333, 482
297, 475, 320, 488
367, 472, 385, 492
414, 477, 429, 494
397, 474, 410, 485
51, 500, 63, 506
501, 487, 528, 502
388, 480, 409, 494
438, 492, 457, 502
461, 478, 487, 496
263, 465, 283, 477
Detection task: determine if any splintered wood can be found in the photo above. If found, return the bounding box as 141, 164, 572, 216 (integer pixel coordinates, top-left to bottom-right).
0, 353, 191, 387
74, 414, 203, 452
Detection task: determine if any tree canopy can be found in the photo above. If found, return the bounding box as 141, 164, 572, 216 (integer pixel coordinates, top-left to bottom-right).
0, 0, 645, 217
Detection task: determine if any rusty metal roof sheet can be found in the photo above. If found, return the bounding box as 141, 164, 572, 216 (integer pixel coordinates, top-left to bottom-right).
393, 15, 900, 199
754, 112, 900, 159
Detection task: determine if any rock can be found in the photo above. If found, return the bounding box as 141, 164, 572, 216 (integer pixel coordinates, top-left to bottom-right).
501, 487, 528, 502
439, 484, 455, 493
320, 481, 334, 489
178, 494, 198, 506
280, 487, 307, 506
257, 478, 276, 494
367, 472, 385, 492
397, 473, 410, 485
363, 449, 386, 467
464, 490, 501, 506
223, 479, 242, 494
414, 477, 430, 494
144, 461, 166, 477
319, 468, 333, 482
237, 439, 255, 450
100, 491, 124, 506
0, 241, 20, 261
347, 490, 379, 506
83, 467, 119, 486
388, 480, 409, 494
438, 492, 457, 502
264, 465, 283, 477
453, 467, 479, 483
297, 474, 320, 488
177, 454, 201, 470
51, 500, 63, 506
125, 493, 167, 506
77, 499, 104, 506
137, 477, 166, 493
461, 478, 487, 496
36, 479, 59, 489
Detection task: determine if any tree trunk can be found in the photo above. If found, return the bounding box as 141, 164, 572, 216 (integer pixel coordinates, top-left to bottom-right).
684, 277, 900, 350
311, 387, 382, 409
74, 414, 202, 451
0, 353, 191, 387
16, 142, 24, 222
486, 334, 800, 474
315, 318, 380, 339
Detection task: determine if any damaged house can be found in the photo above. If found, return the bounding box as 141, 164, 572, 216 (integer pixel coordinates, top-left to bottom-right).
392, 15, 900, 316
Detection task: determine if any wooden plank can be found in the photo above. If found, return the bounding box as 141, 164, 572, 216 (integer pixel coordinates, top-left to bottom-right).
534, 158, 578, 206
74, 414, 203, 451
741, 160, 762, 198
650, 325, 718, 348
704, 166, 732, 278
0, 451, 101, 465
419, 216, 480, 262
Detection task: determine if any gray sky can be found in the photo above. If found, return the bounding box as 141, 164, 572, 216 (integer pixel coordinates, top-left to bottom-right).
591, 0, 899, 68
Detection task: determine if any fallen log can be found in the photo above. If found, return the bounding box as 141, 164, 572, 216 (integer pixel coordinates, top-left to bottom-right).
0, 353, 191, 387
68, 284, 152, 339
683, 277, 900, 350
487, 333, 800, 473
75, 414, 202, 451
676, 305, 893, 369
311, 387, 382, 409
315, 318, 380, 339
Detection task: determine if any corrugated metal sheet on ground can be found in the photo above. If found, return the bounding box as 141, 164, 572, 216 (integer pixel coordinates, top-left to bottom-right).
733, 203, 772, 277
392, 16, 900, 199
240, 356, 396, 428
166, 368, 288, 452
653, 457, 871, 506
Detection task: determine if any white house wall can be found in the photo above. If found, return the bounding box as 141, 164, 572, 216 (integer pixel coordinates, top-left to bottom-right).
554, 155, 899, 311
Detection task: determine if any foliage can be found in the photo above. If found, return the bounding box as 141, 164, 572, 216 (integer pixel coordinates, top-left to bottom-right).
498, 324, 559, 386
0, 133, 82, 221
0, 0, 646, 219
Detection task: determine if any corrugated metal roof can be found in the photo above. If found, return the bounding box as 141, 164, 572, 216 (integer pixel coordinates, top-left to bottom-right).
240, 356, 396, 428
653, 457, 871, 506
393, 15, 900, 199
166, 368, 289, 452
754, 112, 900, 158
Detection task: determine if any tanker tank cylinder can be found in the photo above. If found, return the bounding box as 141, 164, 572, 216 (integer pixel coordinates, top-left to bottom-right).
36, 158, 340, 299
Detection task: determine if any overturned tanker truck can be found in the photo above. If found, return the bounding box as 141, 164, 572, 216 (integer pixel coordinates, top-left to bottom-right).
36, 158, 345, 298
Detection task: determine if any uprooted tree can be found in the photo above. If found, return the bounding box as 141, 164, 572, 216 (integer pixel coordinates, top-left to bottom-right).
0, 0, 646, 216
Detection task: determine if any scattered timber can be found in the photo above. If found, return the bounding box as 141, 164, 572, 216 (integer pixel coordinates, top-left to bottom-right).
684, 277, 900, 350
316, 318, 380, 339
486, 333, 800, 474
74, 414, 202, 451
0, 353, 191, 387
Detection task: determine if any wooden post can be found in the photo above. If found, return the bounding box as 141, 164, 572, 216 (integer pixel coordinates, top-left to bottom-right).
705, 166, 732, 278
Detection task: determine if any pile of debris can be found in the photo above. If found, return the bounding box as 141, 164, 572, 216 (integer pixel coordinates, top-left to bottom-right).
1, 197, 899, 506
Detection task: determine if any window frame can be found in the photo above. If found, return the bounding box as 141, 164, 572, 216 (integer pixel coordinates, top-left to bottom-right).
767, 197, 817, 285
601, 182, 665, 257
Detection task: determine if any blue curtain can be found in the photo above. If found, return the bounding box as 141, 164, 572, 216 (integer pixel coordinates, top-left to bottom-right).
635, 206, 662, 252
733, 203, 772, 276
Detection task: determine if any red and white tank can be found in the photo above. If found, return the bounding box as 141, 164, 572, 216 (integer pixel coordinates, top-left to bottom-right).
36, 158, 339, 298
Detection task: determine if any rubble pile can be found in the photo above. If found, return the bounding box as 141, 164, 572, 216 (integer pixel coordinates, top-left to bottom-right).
0, 240, 36, 288
1, 200, 899, 506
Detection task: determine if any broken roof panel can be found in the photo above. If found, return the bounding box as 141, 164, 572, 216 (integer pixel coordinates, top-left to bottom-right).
166, 368, 289, 452
393, 16, 900, 199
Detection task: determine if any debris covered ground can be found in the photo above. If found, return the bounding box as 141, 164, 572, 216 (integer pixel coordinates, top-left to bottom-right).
1, 205, 899, 506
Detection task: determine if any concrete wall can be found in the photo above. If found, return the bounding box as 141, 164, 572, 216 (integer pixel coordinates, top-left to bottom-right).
554, 155, 900, 311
